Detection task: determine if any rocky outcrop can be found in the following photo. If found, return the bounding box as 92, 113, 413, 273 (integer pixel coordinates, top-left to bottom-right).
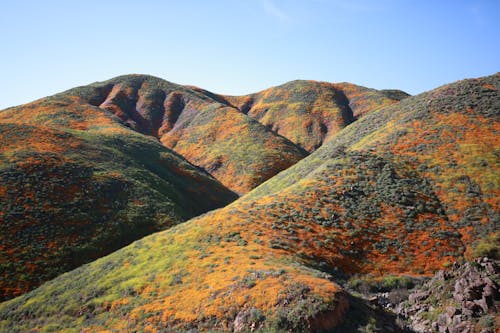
396, 258, 499, 333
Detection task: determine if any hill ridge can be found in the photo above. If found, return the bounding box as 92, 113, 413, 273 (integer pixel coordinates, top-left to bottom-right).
24, 74, 402, 193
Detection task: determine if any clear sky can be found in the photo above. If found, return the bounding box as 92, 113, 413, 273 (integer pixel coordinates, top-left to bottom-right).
1, 0, 499, 109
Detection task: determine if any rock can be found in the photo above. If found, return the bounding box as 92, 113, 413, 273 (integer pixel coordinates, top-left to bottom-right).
449, 321, 473, 333
482, 277, 497, 298
453, 280, 466, 302
396, 257, 499, 333
233, 310, 247, 332
409, 290, 430, 304
473, 297, 488, 314
476, 257, 497, 275
436, 270, 451, 281
446, 306, 459, 317
413, 321, 433, 333
463, 300, 482, 316
483, 262, 496, 275
233, 307, 263, 332
438, 324, 448, 333
466, 286, 482, 301
416, 303, 430, 313
437, 313, 451, 327
451, 315, 461, 325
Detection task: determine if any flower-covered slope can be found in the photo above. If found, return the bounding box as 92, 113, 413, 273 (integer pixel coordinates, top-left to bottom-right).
0, 74, 497, 332
0, 94, 238, 301
222, 80, 408, 152
58, 75, 309, 194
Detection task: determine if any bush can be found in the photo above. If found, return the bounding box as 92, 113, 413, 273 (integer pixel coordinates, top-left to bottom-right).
470, 232, 499, 260
348, 275, 415, 294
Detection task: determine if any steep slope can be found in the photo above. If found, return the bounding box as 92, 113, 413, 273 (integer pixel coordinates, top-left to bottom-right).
6, 75, 405, 194
1, 74, 496, 332
0, 98, 237, 301
248, 73, 499, 245
58, 75, 309, 194
222, 80, 408, 152
0, 75, 406, 301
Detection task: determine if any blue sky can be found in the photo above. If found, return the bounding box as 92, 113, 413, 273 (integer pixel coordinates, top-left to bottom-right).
0, 0, 499, 109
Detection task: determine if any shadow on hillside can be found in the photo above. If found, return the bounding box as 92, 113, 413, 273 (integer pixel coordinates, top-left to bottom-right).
332, 294, 415, 333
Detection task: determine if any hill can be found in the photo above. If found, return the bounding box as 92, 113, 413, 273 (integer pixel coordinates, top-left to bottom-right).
52, 75, 404, 193
0, 75, 406, 301
248, 73, 499, 245
1, 74, 496, 332
0, 97, 237, 301
221, 80, 408, 152
58, 75, 309, 194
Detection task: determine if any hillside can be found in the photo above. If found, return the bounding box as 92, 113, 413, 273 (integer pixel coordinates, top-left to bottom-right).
0, 75, 406, 302
55, 75, 309, 194
47, 75, 404, 193
1, 74, 497, 332
221, 80, 408, 152
247, 73, 499, 245
0, 99, 238, 301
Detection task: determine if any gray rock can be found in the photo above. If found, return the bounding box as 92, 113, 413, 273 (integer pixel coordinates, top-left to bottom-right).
395, 257, 499, 333
473, 297, 488, 314
437, 313, 451, 327
409, 290, 430, 304
451, 315, 461, 325
233, 307, 262, 332
462, 300, 481, 316
446, 306, 459, 317
436, 270, 451, 281
450, 321, 473, 333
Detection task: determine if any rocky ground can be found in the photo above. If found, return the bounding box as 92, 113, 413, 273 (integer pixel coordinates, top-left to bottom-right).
397, 257, 498, 333
361, 257, 499, 333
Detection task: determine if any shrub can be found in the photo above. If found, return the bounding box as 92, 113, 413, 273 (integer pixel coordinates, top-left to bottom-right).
347, 275, 415, 294
470, 232, 499, 260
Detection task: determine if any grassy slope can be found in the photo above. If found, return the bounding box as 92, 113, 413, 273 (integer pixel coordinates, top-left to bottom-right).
159, 103, 308, 194
222, 80, 408, 152
0, 95, 237, 301
0, 75, 496, 332
0, 75, 405, 301
18, 75, 403, 194
62, 75, 309, 194
247, 73, 499, 245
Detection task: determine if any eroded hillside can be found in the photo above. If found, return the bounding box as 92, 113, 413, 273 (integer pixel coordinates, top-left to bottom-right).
51, 75, 404, 193
57, 75, 309, 194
